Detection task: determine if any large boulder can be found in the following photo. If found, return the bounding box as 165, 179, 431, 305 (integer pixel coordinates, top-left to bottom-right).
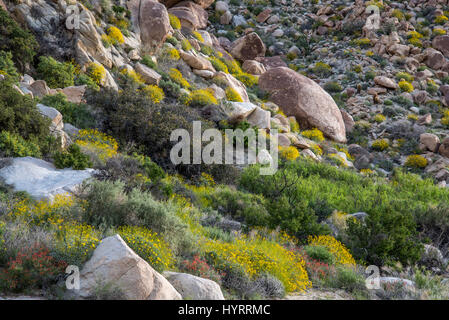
160, 0, 214, 8
78, 235, 182, 300
75, 7, 113, 68
62, 85, 87, 104
128, 0, 171, 54
230, 32, 266, 61
163, 272, 225, 300
168, 1, 208, 30
135, 62, 162, 85
259, 67, 347, 143
0, 157, 94, 201
433, 35, 449, 57
179, 50, 215, 71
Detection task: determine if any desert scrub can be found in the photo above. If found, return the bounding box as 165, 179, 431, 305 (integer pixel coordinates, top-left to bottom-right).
279, 146, 300, 161
165, 47, 180, 61
75, 129, 118, 163
289, 117, 300, 133
311, 62, 332, 77
202, 235, 311, 292
0, 131, 41, 158
308, 235, 356, 266
86, 62, 106, 86
181, 39, 193, 51
301, 128, 325, 142
328, 153, 348, 167
441, 109, 449, 127
186, 89, 218, 106
120, 68, 144, 85
391, 9, 405, 21
0, 51, 19, 81
143, 85, 165, 103
371, 139, 389, 151
373, 114, 386, 123
353, 38, 371, 48
118, 226, 174, 272
324, 81, 343, 93
235, 73, 258, 88
209, 56, 229, 73
405, 155, 428, 168
225, 87, 243, 102
169, 68, 190, 89
395, 71, 414, 83
398, 79, 414, 92
169, 13, 181, 30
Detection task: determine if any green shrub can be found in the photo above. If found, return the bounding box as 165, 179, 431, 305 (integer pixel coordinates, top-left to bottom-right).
40, 93, 95, 129
36, 56, 75, 89
0, 80, 50, 142
53, 144, 92, 170
0, 131, 41, 158
303, 245, 335, 265
0, 7, 38, 70
345, 201, 423, 266
203, 187, 270, 227
0, 51, 19, 81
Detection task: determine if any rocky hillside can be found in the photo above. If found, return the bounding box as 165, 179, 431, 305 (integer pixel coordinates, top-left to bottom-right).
1, 0, 449, 300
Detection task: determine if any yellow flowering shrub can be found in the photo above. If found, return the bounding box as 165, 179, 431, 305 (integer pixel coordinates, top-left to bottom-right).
166, 47, 180, 61
360, 168, 374, 176
434, 28, 447, 35
371, 139, 389, 151
301, 128, 325, 142
279, 146, 300, 161
407, 31, 423, 39
187, 89, 218, 106
310, 143, 323, 156
441, 109, 449, 127
192, 31, 204, 43
373, 114, 386, 123
54, 222, 100, 265
398, 79, 414, 92
289, 117, 300, 133
169, 68, 190, 88
203, 235, 311, 292
143, 85, 165, 103
308, 235, 356, 266
236, 73, 258, 88
169, 13, 181, 30
225, 87, 243, 102
209, 56, 229, 73
106, 26, 125, 45
391, 9, 405, 21
328, 153, 348, 167
395, 71, 414, 82
405, 155, 428, 168
86, 62, 106, 86
118, 226, 174, 272
407, 113, 418, 121
9, 194, 74, 227
181, 39, 193, 51
408, 37, 423, 47
435, 15, 449, 25
120, 68, 144, 84
75, 129, 118, 161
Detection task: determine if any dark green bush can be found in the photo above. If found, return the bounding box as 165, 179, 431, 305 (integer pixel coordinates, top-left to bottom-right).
53, 144, 92, 170
36, 56, 75, 89
0, 51, 19, 81
204, 187, 270, 228
0, 7, 38, 70
303, 245, 335, 265
0, 80, 50, 142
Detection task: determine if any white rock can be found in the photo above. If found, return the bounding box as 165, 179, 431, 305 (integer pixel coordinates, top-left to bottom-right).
163, 272, 225, 300
224, 102, 258, 121
0, 157, 95, 201
78, 235, 182, 300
